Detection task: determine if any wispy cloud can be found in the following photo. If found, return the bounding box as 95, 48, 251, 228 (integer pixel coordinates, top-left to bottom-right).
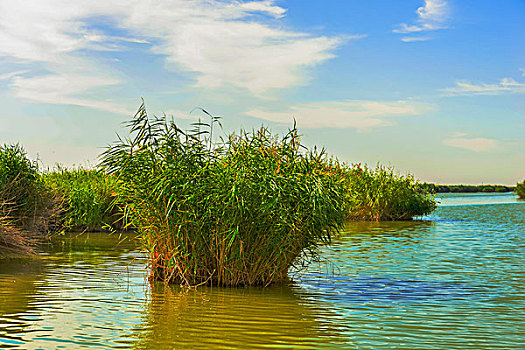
443, 135, 499, 152
0, 0, 345, 100
10, 68, 131, 115
442, 78, 525, 95
401, 37, 431, 43
0, 70, 29, 81
246, 100, 432, 130
451, 131, 467, 137
238, 1, 287, 18
394, 0, 449, 42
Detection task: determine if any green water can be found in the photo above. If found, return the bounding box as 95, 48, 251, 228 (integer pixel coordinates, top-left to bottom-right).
0, 193, 523, 349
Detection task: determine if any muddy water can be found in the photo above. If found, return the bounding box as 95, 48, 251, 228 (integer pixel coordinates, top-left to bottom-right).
0, 193, 523, 349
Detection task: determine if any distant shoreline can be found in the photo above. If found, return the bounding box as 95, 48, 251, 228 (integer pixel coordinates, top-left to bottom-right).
423, 184, 515, 194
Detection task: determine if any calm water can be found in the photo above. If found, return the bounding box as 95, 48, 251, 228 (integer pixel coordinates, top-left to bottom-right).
0, 193, 523, 349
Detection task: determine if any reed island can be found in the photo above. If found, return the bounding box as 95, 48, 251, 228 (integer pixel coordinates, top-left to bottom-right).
2, 103, 522, 286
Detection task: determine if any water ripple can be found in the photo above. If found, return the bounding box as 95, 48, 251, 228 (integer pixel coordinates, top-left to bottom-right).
0, 198, 524, 349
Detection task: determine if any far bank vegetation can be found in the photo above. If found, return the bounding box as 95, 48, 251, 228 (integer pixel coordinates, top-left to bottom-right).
516, 180, 525, 199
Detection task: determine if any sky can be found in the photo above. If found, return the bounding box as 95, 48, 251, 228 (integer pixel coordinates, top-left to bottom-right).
0, 0, 523, 185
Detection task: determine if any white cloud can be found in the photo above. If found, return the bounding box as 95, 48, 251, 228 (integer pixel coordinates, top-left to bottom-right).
443, 137, 498, 152
123, 2, 343, 94
401, 37, 431, 42
246, 100, 432, 130
442, 78, 525, 95
10, 69, 131, 115
238, 1, 287, 18
394, 0, 449, 39
0, 0, 344, 96
416, 0, 448, 22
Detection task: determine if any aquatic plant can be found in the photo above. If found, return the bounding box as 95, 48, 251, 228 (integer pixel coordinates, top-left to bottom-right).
344, 164, 436, 221
43, 167, 122, 232
0, 143, 44, 229
100, 103, 347, 286
0, 144, 42, 255
516, 180, 525, 199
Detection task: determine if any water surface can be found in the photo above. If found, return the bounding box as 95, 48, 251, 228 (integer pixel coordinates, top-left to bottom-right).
0, 193, 523, 349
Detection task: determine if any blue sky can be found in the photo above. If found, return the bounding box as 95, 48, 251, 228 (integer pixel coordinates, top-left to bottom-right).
0, 0, 523, 184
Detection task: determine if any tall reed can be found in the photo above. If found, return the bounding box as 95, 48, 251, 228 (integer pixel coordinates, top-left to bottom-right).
0, 143, 49, 230
344, 164, 436, 220
0, 143, 43, 255
100, 103, 347, 286
43, 167, 121, 232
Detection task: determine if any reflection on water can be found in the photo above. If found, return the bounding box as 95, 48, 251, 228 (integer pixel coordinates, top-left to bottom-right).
133, 284, 345, 349
0, 194, 524, 349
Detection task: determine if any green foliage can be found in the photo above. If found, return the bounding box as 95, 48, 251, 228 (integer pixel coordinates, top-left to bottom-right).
0, 143, 45, 256
100, 103, 347, 286
345, 164, 436, 221
43, 168, 121, 232
0, 143, 42, 227
516, 180, 525, 199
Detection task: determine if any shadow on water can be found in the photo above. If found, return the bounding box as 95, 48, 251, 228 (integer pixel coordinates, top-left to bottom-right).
294, 273, 477, 305
317, 220, 437, 267
293, 219, 476, 305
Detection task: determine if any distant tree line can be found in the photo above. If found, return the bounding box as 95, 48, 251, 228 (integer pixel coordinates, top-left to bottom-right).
422, 183, 515, 193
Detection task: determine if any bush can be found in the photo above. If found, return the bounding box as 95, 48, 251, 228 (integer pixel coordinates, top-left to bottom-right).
516, 180, 525, 199
43, 168, 121, 232
344, 164, 436, 221
100, 104, 347, 286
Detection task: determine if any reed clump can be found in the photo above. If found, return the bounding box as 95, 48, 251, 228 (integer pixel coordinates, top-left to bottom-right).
43, 167, 121, 232
0, 143, 42, 228
0, 143, 45, 256
344, 164, 436, 221
100, 103, 347, 286
516, 180, 525, 199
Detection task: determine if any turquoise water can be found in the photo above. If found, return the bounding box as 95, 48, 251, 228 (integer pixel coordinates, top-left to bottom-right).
0, 193, 523, 349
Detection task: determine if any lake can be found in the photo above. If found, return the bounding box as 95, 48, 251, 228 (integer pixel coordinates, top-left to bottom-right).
1, 193, 523, 349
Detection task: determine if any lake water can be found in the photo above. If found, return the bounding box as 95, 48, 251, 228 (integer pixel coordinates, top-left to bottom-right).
1, 193, 523, 349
